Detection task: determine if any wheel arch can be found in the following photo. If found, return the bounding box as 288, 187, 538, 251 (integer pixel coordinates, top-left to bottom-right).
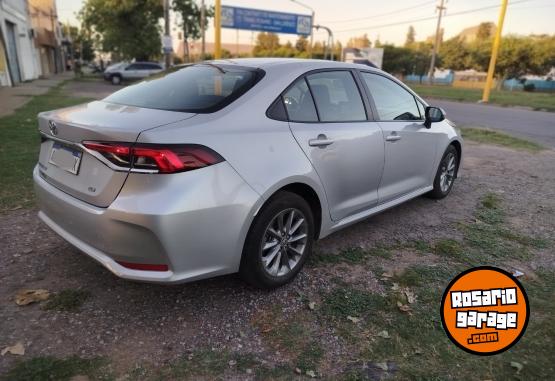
449, 138, 463, 178
253, 181, 325, 240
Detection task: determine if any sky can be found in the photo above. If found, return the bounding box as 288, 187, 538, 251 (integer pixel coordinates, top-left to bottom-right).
56, 0, 555, 47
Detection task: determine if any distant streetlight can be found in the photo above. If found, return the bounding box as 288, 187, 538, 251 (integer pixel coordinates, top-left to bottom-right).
290, 0, 314, 59
314, 24, 334, 61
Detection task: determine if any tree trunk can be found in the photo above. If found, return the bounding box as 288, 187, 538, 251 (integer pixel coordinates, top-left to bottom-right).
495, 74, 506, 91
183, 23, 190, 63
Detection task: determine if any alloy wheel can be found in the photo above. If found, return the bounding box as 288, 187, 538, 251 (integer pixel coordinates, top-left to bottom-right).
260, 208, 308, 277
439, 152, 456, 193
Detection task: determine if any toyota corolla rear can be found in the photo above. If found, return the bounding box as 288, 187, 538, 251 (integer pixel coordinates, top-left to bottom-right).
33, 64, 264, 283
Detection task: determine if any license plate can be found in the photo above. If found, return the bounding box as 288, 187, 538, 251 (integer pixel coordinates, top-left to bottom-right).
49, 142, 83, 175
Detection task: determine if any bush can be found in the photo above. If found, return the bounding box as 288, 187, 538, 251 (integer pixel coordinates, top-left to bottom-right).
523, 83, 536, 92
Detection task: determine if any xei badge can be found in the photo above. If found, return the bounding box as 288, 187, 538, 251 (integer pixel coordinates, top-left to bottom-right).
441, 266, 529, 355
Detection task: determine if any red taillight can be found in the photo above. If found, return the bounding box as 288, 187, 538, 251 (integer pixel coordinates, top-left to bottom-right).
83, 142, 224, 174
116, 261, 169, 272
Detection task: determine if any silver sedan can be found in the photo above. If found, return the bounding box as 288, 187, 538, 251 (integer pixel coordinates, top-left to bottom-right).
34, 59, 462, 288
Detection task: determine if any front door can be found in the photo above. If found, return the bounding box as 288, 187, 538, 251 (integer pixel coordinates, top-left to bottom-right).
286, 70, 385, 221
5, 22, 21, 84
359, 72, 438, 204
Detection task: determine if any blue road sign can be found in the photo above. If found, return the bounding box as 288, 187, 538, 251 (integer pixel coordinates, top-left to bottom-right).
221, 6, 312, 36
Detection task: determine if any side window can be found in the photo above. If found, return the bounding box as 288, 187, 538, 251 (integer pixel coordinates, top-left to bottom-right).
126, 64, 139, 70
361, 73, 421, 121
283, 78, 318, 122
306, 71, 366, 122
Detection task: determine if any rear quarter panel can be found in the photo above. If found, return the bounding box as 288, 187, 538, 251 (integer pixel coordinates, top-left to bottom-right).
136, 64, 332, 237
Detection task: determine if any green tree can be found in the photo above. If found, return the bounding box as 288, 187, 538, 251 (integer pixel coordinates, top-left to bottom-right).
295, 36, 308, 53
253, 32, 280, 56
79, 0, 163, 61
67, 25, 95, 62
405, 26, 416, 47
381, 45, 413, 76
476, 22, 495, 41
496, 36, 537, 82
172, 0, 214, 62
347, 34, 371, 49
439, 37, 470, 70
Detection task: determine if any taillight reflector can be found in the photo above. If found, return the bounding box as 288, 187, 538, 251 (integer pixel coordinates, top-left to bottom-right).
116, 261, 169, 272
82, 142, 224, 173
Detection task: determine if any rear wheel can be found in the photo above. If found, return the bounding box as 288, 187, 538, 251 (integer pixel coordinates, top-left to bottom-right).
111, 75, 122, 85
240, 192, 314, 289
427, 145, 459, 199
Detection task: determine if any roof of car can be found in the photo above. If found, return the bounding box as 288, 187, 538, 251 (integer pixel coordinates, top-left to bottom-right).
209, 57, 381, 72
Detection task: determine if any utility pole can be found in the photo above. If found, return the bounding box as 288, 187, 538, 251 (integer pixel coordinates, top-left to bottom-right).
214, 0, 221, 59
200, 0, 206, 60
427, 0, 446, 85
163, 0, 171, 69
482, 0, 509, 103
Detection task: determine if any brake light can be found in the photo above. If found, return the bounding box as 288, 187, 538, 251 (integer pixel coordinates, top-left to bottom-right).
82, 142, 224, 173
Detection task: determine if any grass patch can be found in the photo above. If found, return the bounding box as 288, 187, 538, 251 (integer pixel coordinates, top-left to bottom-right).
310, 247, 367, 266
407, 83, 555, 112
253, 307, 324, 374
44, 289, 91, 312
455, 192, 551, 264
340, 265, 555, 380
166, 349, 229, 378
310, 241, 430, 267
461, 127, 544, 152
155, 349, 280, 380
0, 82, 92, 212
434, 239, 464, 259
322, 287, 389, 321
1, 356, 110, 381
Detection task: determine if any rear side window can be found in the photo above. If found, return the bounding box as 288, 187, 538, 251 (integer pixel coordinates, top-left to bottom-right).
361, 72, 421, 121
306, 71, 366, 122
104, 64, 262, 113
282, 78, 319, 122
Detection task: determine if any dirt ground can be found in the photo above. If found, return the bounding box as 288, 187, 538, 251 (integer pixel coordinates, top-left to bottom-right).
1, 141, 554, 380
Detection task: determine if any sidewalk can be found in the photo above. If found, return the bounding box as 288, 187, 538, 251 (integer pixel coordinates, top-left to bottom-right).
0, 72, 75, 117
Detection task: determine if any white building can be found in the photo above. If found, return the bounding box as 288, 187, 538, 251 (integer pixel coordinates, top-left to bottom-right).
0, 0, 40, 86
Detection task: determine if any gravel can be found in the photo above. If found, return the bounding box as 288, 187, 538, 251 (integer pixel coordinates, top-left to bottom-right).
1, 142, 554, 376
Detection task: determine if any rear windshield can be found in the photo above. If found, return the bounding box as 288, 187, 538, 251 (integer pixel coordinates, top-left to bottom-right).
103, 64, 263, 113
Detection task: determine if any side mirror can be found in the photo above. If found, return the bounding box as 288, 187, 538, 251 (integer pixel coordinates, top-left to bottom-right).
424, 106, 445, 128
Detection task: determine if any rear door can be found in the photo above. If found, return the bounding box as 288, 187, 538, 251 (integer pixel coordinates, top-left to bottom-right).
145, 63, 163, 76
359, 71, 438, 204
286, 70, 385, 221
123, 63, 142, 79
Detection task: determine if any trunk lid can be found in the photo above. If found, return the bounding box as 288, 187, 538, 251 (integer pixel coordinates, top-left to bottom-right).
37, 101, 196, 207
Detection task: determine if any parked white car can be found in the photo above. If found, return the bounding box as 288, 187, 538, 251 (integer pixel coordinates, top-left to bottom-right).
103, 62, 164, 85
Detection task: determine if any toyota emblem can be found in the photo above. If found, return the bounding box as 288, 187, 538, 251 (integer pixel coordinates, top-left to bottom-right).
48, 120, 58, 136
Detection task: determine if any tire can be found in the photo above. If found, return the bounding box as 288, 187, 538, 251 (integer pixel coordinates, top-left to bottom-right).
427, 144, 459, 199
240, 191, 314, 289
111, 75, 122, 85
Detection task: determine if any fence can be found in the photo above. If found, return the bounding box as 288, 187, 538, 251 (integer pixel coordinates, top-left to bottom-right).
403, 72, 555, 92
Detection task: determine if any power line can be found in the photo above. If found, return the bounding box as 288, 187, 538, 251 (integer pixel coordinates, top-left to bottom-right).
334, 0, 535, 34
320, 0, 437, 24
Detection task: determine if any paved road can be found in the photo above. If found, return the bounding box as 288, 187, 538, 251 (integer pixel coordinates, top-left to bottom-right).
428, 99, 555, 148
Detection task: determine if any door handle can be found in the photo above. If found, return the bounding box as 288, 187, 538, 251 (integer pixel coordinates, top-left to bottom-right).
309, 134, 334, 147
386, 134, 402, 142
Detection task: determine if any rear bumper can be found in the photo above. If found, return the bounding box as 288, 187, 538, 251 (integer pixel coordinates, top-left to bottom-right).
33, 163, 261, 284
